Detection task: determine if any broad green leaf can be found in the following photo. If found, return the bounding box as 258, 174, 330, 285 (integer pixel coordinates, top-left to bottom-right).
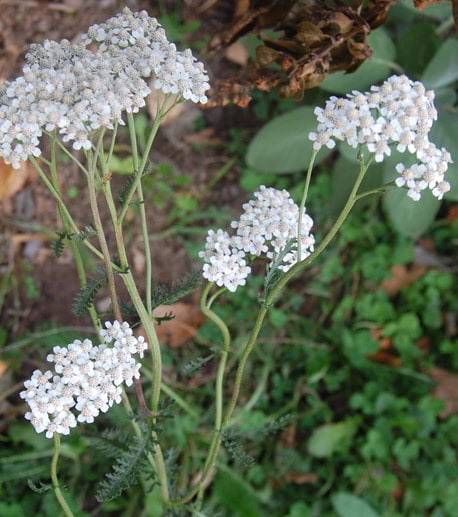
398, 0, 451, 19
429, 112, 458, 201
214, 468, 262, 517
383, 184, 440, 239
383, 153, 440, 238
397, 23, 440, 78
320, 29, 396, 94
332, 492, 380, 517
307, 419, 358, 458
434, 87, 457, 109
422, 39, 458, 90
331, 155, 384, 215
246, 106, 331, 173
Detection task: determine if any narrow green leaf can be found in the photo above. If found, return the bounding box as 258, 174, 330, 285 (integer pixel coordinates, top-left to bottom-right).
95, 433, 149, 502
246, 106, 331, 174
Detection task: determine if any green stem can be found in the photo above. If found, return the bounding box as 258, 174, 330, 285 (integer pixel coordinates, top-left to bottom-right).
48, 133, 100, 332
51, 434, 74, 517
105, 121, 119, 168
171, 283, 231, 506
223, 155, 373, 425
297, 150, 317, 261
29, 156, 105, 263
353, 180, 395, 202
50, 136, 89, 176
127, 112, 153, 314
118, 100, 168, 224
100, 181, 169, 504
86, 135, 122, 321
142, 368, 200, 419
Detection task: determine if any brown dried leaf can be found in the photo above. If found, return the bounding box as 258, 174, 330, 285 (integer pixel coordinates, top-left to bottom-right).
0, 360, 8, 378
0, 160, 36, 201
380, 264, 427, 297
413, 0, 442, 8
284, 471, 319, 484
184, 127, 224, 146
446, 205, 458, 224
153, 302, 205, 348
225, 41, 249, 66
368, 350, 401, 367
427, 367, 458, 418
453, 0, 458, 30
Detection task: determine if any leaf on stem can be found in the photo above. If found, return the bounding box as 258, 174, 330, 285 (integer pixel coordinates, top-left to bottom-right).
72, 267, 107, 317
95, 431, 151, 502
150, 270, 202, 309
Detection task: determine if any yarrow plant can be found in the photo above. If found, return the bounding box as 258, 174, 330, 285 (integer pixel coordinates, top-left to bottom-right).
6, 7, 452, 515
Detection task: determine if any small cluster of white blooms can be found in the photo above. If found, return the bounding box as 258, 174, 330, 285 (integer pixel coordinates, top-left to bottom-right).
309, 75, 452, 201
199, 186, 315, 292
0, 8, 209, 168
20, 321, 148, 439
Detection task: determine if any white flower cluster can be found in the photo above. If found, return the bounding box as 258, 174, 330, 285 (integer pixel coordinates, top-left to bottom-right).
20, 321, 148, 439
0, 8, 209, 168
82, 8, 210, 104
199, 186, 315, 292
309, 75, 452, 201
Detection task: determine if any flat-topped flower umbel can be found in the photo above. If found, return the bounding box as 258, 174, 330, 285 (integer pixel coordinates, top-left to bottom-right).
20, 321, 148, 438
0, 8, 209, 168
309, 75, 452, 201
200, 186, 315, 292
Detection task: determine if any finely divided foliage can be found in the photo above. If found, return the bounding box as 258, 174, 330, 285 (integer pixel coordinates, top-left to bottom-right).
309, 75, 452, 201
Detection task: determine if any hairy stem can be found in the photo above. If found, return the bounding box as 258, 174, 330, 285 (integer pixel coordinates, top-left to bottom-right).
86, 132, 122, 321
100, 171, 169, 505
297, 150, 317, 261
52, 434, 74, 517
29, 156, 105, 263
48, 133, 100, 331
171, 283, 231, 506
127, 112, 153, 315
118, 100, 168, 224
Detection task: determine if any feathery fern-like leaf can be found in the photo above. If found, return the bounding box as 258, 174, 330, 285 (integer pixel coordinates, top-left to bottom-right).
72, 267, 106, 317
86, 428, 131, 458
95, 433, 150, 502
51, 231, 70, 258
151, 270, 202, 310
181, 353, 216, 377
76, 224, 97, 241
